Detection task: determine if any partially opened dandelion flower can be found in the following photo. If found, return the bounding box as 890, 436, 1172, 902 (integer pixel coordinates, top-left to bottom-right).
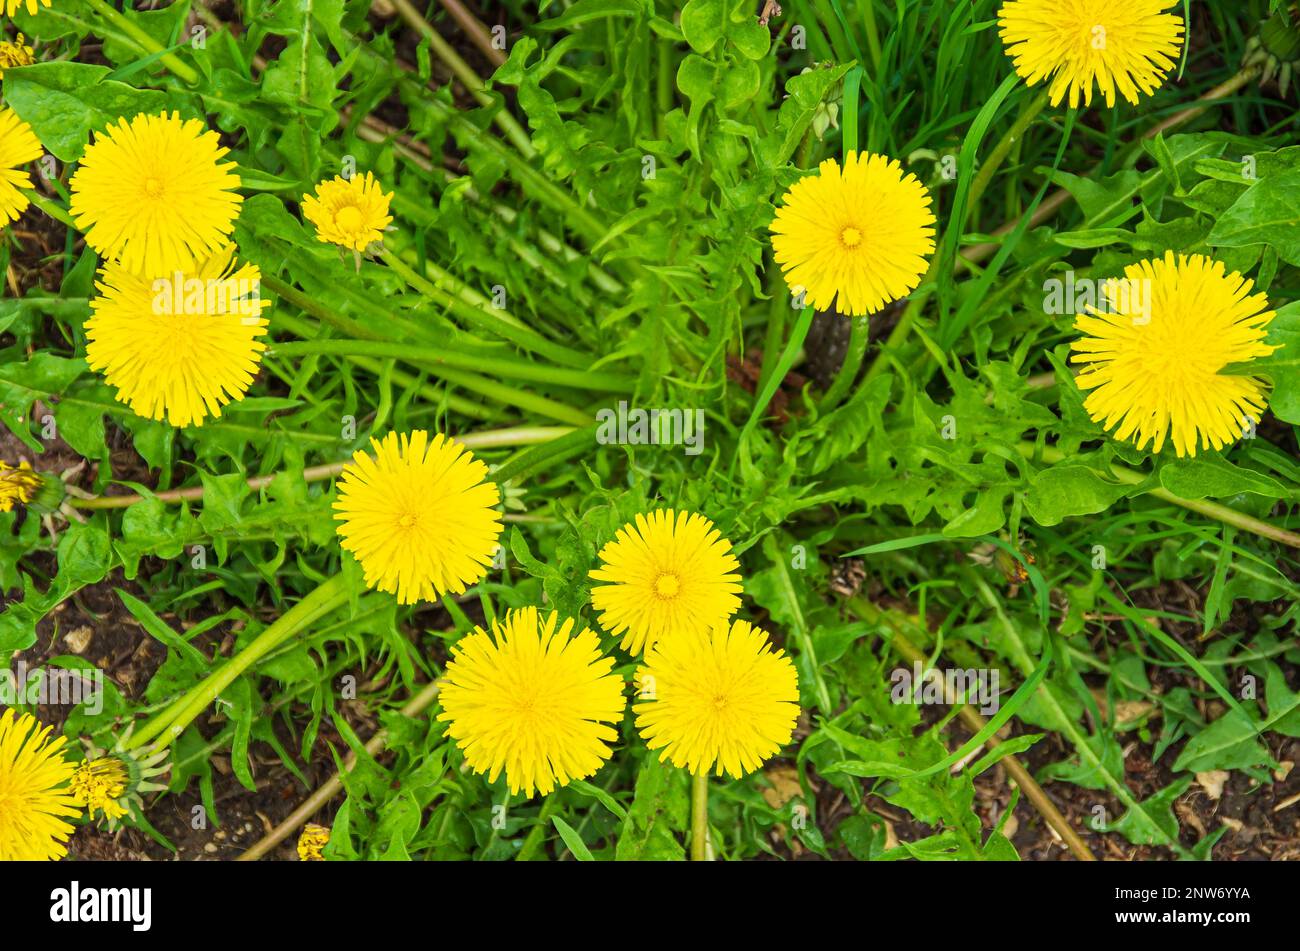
297, 823, 330, 861
589, 509, 743, 656
438, 607, 626, 798
0, 34, 35, 76
69, 112, 243, 277
0, 107, 42, 226
1070, 252, 1276, 458
0, 459, 41, 512
85, 245, 270, 428
301, 172, 393, 252
69, 758, 129, 824
997, 0, 1185, 108
333, 431, 502, 604
635, 618, 800, 780
770, 151, 935, 317
0, 708, 81, 861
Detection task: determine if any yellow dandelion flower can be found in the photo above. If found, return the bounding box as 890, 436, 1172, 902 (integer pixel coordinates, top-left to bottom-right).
333, 431, 502, 604
0, 459, 41, 512
998, 0, 1185, 108
0, 107, 42, 226
301, 172, 393, 252
1070, 252, 1276, 458
0, 34, 35, 76
770, 151, 936, 317
635, 618, 800, 779
296, 823, 330, 861
85, 245, 269, 428
69, 112, 243, 277
438, 607, 626, 798
3, 0, 50, 16
69, 758, 129, 823
0, 709, 81, 861
589, 509, 743, 656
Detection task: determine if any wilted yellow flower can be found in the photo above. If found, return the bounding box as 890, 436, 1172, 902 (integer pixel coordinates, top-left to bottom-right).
770, 152, 935, 317
85, 244, 269, 428
0, 107, 42, 226
69, 757, 129, 823
333, 431, 502, 604
1071, 252, 1276, 458
998, 0, 1185, 108
301, 172, 393, 252
589, 509, 742, 656
0, 459, 41, 512
297, 823, 330, 861
635, 619, 800, 779
0, 34, 35, 76
69, 112, 243, 277
0, 709, 81, 861
438, 607, 626, 798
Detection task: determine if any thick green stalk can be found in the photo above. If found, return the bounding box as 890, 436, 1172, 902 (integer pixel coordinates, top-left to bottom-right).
516, 794, 560, 861
125, 575, 352, 751
269, 339, 633, 392
690, 771, 710, 861
381, 250, 591, 370
266, 310, 491, 420
80, 0, 200, 85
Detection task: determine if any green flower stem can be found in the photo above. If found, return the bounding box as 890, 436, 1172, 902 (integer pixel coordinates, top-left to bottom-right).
269, 339, 632, 393
515, 794, 560, 861
380, 249, 592, 371
20, 190, 76, 227
80, 0, 200, 86
690, 771, 710, 861
818, 314, 870, 410
266, 309, 491, 420
125, 574, 353, 751
70, 425, 571, 510
388, 0, 535, 159
1020, 442, 1300, 549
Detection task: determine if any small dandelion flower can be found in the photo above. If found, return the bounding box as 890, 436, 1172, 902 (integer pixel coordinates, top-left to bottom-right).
438, 607, 626, 798
0, 709, 81, 861
74, 736, 169, 831
3, 1, 51, 16
333, 431, 502, 604
998, 0, 1185, 108
589, 509, 742, 656
0, 107, 42, 226
301, 172, 393, 252
1070, 252, 1277, 458
0, 34, 35, 76
85, 245, 270, 428
635, 618, 800, 780
0, 459, 42, 512
297, 823, 330, 861
69, 112, 243, 277
69, 758, 129, 824
770, 152, 936, 317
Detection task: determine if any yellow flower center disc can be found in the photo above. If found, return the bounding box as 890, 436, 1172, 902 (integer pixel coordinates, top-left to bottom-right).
840, 226, 863, 248
334, 204, 365, 234
142, 176, 165, 199
653, 572, 680, 598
